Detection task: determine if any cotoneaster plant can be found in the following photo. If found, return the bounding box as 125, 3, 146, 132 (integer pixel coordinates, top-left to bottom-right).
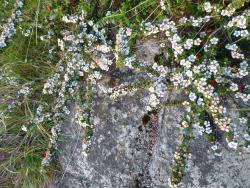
0, 0, 249, 187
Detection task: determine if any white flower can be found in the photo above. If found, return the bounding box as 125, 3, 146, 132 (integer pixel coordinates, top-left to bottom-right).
231, 51, 244, 59
21, 125, 28, 132
17, 1, 24, 7
204, 2, 213, 13
193, 122, 205, 136
210, 37, 219, 45
211, 144, 218, 151
63, 106, 70, 115
230, 83, 238, 92
191, 17, 202, 27
239, 117, 247, 125
225, 43, 238, 51
124, 56, 135, 68
148, 93, 160, 107
203, 15, 212, 23
197, 97, 204, 106
233, 30, 249, 37
172, 33, 181, 42
126, 28, 132, 36
189, 92, 197, 102
194, 38, 202, 46
205, 128, 212, 134
105, 11, 112, 16
88, 20, 94, 26
179, 17, 188, 24
228, 141, 238, 149
160, 0, 166, 10
184, 39, 193, 49
0, 39, 7, 48
228, 16, 247, 29
62, 15, 79, 23
15, 10, 22, 16
18, 86, 30, 96
58, 39, 65, 51
200, 32, 206, 38
204, 121, 212, 134
221, 8, 235, 17
173, 44, 184, 56
188, 54, 196, 62
186, 70, 193, 78
209, 60, 219, 74
180, 59, 191, 69
243, 134, 250, 141
165, 30, 171, 37
235, 16, 247, 29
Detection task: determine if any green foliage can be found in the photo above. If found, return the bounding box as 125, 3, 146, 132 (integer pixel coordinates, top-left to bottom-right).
96, 0, 160, 28
0, 1, 60, 187
0, 0, 16, 28
0, 0, 250, 187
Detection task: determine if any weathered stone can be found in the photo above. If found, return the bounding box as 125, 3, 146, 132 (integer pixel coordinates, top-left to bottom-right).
56, 69, 185, 188
56, 68, 250, 188
181, 104, 250, 188
55, 39, 250, 187
135, 39, 168, 66
181, 136, 250, 188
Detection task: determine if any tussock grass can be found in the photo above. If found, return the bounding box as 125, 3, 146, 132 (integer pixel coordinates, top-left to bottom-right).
0, 1, 60, 187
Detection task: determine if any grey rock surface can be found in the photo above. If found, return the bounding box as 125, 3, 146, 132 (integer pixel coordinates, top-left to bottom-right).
56, 70, 250, 188
56, 69, 184, 188
55, 40, 250, 187
181, 136, 250, 188
181, 104, 250, 188
135, 39, 163, 66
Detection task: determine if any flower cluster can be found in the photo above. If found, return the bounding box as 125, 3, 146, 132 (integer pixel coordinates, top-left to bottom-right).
0, 0, 23, 49
16, 2, 249, 180
116, 28, 131, 55
1, 1, 249, 187
227, 15, 247, 29
146, 78, 168, 111
160, 0, 166, 11
137, 3, 249, 186
40, 12, 117, 163
96, 3, 250, 169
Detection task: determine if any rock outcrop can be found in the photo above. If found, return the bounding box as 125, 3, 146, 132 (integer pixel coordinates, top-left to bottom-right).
55, 40, 250, 188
